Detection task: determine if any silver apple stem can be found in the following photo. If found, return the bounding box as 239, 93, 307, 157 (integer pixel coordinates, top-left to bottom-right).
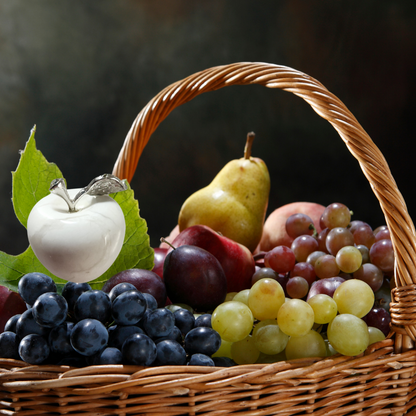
49, 174, 128, 212
49, 178, 77, 212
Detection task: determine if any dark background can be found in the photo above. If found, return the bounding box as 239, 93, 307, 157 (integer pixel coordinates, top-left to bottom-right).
1, 1, 415, 254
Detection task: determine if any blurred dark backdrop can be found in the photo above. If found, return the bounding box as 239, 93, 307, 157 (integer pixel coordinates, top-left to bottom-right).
1, 0, 415, 254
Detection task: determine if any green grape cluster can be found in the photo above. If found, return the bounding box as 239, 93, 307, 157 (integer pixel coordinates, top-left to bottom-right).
211, 202, 393, 364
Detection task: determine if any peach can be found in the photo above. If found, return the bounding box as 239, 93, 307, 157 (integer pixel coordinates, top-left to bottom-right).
260, 202, 326, 252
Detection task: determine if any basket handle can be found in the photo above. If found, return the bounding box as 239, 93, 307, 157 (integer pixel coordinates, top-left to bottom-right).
112, 62, 416, 340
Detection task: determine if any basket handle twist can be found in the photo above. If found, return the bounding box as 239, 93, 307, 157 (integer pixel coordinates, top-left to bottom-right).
112, 62, 416, 343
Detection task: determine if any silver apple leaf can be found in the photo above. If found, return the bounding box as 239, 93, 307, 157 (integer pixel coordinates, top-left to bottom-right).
50, 174, 127, 212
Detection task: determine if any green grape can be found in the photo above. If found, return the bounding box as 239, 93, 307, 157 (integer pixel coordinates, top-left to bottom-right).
248, 278, 285, 321
277, 299, 315, 337
335, 245, 362, 274
324, 339, 338, 357
233, 289, 250, 305
327, 314, 370, 356
211, 301, 254, 342
231, 335, 260, 364
256, 351, 287, 364
225, 292, 238, 302
368, 326, 386, 345
307, 294, 338, 324
285, 330, 327, 360
333, 279, 374, 318
252, 319, 289, 355
212, 338, 233, 358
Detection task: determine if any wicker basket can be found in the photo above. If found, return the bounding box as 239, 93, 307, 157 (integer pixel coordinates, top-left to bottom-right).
1, 62, 416, 415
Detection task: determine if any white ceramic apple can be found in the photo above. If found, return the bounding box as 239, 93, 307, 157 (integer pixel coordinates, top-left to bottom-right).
27, 174, 127, 283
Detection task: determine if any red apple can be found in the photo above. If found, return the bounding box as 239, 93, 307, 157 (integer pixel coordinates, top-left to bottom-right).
0, 285, 27, 333
260, 202, 325, 252
168, 225, 255, 293
152, 247, 168, 279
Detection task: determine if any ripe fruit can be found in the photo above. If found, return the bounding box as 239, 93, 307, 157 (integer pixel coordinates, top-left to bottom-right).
18, 272, 56, 306
320, 202, 351, 229
327, 314, 370, 356
307, 294, 338, 324
306, 276, 345, 300
0, 285, 27, 333
102, 269, 167, 308
264, 246, 296, 274
333, 279, 374, 318
248, 278, 285, 320
211, 301, 254, 342
260, 202, 325, 251
178, 132, 270, 252
152, 247, 168, 279
169, 224, 255, 292
163, 245, 227, 311
277, 299, 315, 337
252, 320, 289, 355
285, 330, 327, 360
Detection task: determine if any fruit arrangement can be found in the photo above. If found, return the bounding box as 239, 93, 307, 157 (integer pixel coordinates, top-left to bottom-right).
0, 128, 394, 369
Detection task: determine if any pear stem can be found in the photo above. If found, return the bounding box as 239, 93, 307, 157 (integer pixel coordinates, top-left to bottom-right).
244, 132, 255, 159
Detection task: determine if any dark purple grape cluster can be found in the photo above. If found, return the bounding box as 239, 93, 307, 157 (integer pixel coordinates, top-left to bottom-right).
0, 272, 232, 368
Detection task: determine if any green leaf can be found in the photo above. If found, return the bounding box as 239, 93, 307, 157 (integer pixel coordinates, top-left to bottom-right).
12, 125, 64, 228
87, 184, 154, 291
0, 247, 68, 292
0, 127, 154, 293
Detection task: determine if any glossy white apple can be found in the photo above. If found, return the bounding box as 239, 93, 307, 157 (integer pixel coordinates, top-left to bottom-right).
27, 176, 126, 283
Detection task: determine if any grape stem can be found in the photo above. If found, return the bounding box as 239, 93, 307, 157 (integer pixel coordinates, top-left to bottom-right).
309, 223, 318, 237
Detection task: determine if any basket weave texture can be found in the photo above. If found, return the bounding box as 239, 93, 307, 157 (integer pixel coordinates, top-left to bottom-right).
1, 62, 416, 415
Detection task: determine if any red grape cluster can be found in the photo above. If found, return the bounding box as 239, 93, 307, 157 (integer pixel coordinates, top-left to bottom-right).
253, 202, 392, 338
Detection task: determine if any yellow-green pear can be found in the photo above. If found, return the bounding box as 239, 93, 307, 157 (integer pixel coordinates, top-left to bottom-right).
178, 132, 270, 252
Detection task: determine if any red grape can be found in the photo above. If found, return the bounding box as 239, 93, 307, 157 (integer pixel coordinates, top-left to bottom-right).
353, 263, 384, 292
356, 244, 370, 264
314, 254, 340, 279
369, 239, 394, 273
286, 277, 309, 299
352, 224, 375, 249
326, 227, 355, 255
320, 203, 351, 229
373, 225, 388, 237
307, 276, 345, 300
316, 228, 330, 253
306, 251, 327, 267
374, 227, 391, 242
362, 307, 391, 337
285, 213, 315, 239
291, 235, 319, 263
251, 267, 279, 285
290, 262, 316, 286
348, 220, 368, 233
264, 246, 296, 274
